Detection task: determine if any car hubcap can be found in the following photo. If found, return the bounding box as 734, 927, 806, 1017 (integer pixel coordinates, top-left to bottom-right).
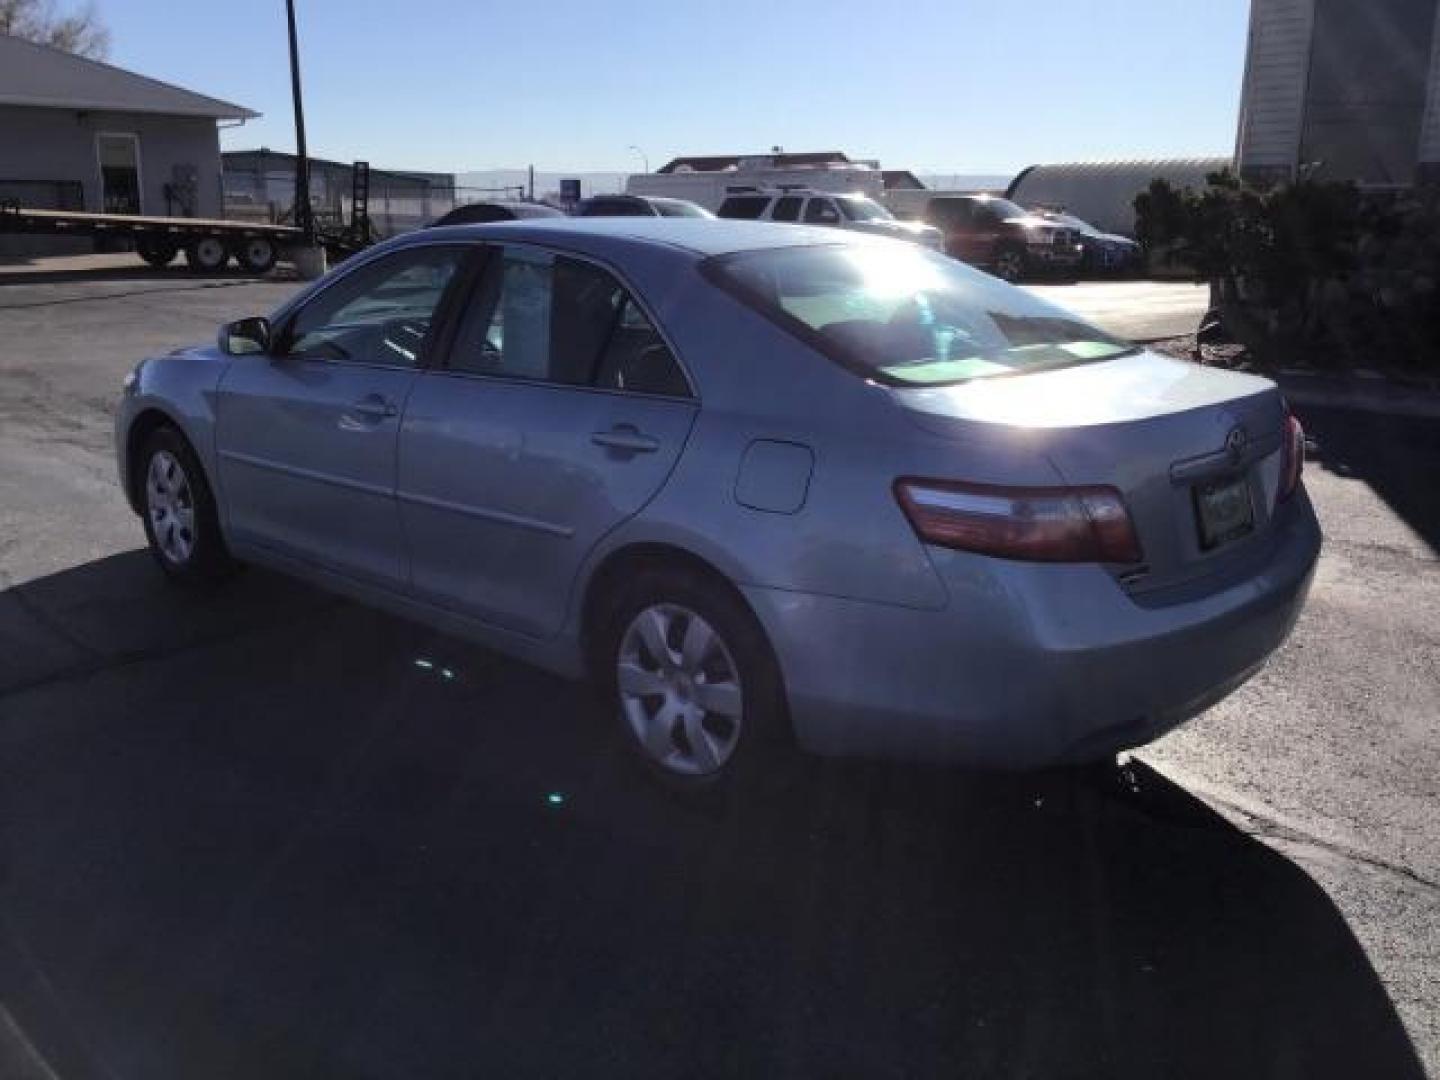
999, 253, 1021, 280
146, 450, 196, 564
617, 604, 744, 776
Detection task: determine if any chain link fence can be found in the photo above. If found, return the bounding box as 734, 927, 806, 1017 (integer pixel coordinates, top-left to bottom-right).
223, 163, 531, 238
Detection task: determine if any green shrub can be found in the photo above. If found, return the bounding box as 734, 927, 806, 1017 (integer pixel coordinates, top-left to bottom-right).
1134, 173, 1440, 371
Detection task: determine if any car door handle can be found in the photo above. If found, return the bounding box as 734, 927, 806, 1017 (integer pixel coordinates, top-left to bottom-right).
349, 395, 399, 421
591, 426, 659, 454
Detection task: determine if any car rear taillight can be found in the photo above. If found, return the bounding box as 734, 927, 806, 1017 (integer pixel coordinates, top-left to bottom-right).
1280, 410, 1305, 501
894, 479, 1144, 564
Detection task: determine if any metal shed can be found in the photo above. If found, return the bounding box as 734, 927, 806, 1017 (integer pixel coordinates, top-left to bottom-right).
1005, 158, 1231, 238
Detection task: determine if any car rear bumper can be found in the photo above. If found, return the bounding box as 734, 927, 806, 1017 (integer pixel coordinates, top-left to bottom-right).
743, 490, 1321, 768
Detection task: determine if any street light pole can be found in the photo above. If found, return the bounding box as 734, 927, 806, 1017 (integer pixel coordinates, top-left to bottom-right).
627, 145, 649, 173
285, 0, 314, 243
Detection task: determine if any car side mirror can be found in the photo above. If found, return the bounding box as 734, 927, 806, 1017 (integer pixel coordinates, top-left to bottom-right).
219, 316, 271, 356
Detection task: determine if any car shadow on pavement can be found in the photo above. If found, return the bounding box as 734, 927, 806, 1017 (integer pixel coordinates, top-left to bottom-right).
0, 552, 1426, 1080
1299, 402, 1440, 556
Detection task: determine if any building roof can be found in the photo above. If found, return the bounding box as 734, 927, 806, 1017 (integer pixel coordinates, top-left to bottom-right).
223, 149, 453, 188
657, 151, 861, 174
0, 33, 257, 119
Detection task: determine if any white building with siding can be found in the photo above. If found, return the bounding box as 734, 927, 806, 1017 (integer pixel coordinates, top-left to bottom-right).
1236, 0, 1440, 186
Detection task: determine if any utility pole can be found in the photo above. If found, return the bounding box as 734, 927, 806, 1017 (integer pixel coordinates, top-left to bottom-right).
285, 0, 314, 243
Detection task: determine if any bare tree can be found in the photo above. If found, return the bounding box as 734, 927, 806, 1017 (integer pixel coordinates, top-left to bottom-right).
0, 0, 110, 59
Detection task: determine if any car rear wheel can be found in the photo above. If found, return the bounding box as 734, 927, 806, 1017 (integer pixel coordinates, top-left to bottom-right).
185, 236, 230, 273
598, 567, 787, 793
994, 246, 1027, 283
139, 426, 236, 585
234, 236, 278, 274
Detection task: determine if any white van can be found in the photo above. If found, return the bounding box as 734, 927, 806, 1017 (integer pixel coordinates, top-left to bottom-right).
626, 159, 886, 212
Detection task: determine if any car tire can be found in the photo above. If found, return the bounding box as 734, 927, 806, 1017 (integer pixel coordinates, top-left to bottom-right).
993, 245, 1027, 283
234, 236, 278, 275
185, 236, 230, 273
136, 238, 179, 268
595, 565, 789, 795
138, 426, 237, 586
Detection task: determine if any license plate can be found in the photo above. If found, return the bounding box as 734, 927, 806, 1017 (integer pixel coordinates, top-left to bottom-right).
1194, 475, 1254, 550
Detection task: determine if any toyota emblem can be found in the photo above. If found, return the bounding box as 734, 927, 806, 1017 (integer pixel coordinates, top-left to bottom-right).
1225, 426, 1248, 459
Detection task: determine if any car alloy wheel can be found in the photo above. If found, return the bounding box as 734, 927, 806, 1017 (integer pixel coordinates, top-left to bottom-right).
145, 449, 196, 566
616, 603, 745, 777
995, 248, 1025, 283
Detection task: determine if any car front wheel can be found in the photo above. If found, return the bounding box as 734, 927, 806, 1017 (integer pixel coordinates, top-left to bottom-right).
598, 567, 787, 792
139, 426, 236, 585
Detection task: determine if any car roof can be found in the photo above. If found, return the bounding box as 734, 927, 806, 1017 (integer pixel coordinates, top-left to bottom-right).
414, 217, 880, 258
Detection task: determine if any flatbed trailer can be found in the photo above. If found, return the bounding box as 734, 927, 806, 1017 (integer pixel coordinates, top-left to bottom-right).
0, 203, 304, 274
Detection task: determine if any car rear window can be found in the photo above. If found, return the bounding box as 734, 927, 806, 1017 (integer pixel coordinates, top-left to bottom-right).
704, 244, 1135, 387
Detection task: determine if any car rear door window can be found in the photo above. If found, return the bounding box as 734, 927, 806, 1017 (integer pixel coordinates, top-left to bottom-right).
448, 244, 689, 396
771, 196, 802, 222
717, 196, 769, 220
803, 198, 841, 224
281, 246, 465, 368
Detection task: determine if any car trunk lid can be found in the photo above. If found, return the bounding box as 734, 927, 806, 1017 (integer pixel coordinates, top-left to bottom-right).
892, 350, 1287, 594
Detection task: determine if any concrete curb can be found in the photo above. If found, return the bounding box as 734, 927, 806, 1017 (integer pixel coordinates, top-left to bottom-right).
1275, 372, 1440, 420
1138, 334, 1440, 419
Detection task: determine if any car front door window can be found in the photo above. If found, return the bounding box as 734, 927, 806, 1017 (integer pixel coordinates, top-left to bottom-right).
771, 196, 801, 222
804, 198, 841, 225
283, 247, 464, 368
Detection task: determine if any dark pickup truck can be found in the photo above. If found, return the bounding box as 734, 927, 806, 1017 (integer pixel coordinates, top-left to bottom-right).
914, 194, 1084, 282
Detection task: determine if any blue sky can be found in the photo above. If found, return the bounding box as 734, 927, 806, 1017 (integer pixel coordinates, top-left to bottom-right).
105, 0, 1250, 176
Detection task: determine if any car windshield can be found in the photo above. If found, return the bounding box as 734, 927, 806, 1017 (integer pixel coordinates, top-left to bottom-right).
975, 196, 1030, 220
1047, 212, 1097, 233
837, 196, 893, 222
708, 244, 1134, 386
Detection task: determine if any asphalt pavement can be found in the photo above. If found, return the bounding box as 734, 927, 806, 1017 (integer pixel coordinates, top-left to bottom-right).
0, 264, 1434, 1079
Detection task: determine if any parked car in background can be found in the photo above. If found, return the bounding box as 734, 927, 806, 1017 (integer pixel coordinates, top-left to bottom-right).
716, 190, 942, 249
1031, 208, 1143, 276
916, 194, 1084, 281
431, 201, 565, 226
116, 219, 1319, 792
573, 194, 714, 218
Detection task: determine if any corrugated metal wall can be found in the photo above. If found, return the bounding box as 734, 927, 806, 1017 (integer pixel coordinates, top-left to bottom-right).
1006, 159, 1232, 237
1236, 0, 1316, 181
1301, 0, 1438, 185
1421, 12, 1440, 177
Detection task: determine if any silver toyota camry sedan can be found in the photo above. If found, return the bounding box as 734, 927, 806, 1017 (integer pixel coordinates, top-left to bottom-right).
115, 219, 1321, 789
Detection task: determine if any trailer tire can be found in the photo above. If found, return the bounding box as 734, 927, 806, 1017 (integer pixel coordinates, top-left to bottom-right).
136, 238, 179, 267
233, 236, 278, 275
185, 236, 230, 273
